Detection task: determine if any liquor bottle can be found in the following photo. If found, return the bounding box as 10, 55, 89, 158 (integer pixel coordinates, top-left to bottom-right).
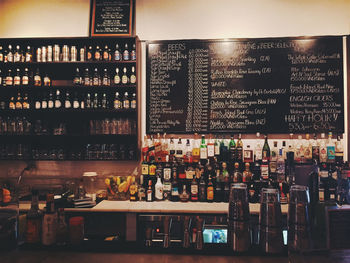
82, 68, 89, 86
261, 158, 269, 181
304, 134, 313, 163
319, 133, 327, 163
177, 159, 186, 180
6, 69, 13, 86
328, 164, 337, 202
138, 174, 146, 201
123, 92, 130, 109
64, 92, 71, 109
131, 93, 137, 109
184, 139, 192, 163
207, 135, 215, 159
93, 93, 99, 108
327, 132, 335, 163
131, 43, 136, 60
190, 174, 199, 201
200, 135, 207, 164
22, 68, 29, 85
335, 135, 344, 165
43, 73, 51, 86
186, 162, 195, 180
130, 66, 136, 84
7, 44, 13, 62
233, 162, 242, 183
73, 68, 81, 85
171, 170, 180, 202
72, 92, 79, 109
42, 194, 57, 246
101, 93, 107, 108
23, 93, 30, 109
161, 133, 169, 162
14, 68, 21, 86
294, 135, 304, 163
14, 45, 21, 62
94, 45, 101, 61
93, 68, 99, 86
254, 132, 263, 162
87, 46, 93, 61
9, 96, 15, 109
129, 177, 138, 202
113, 92, 122, 109
54, 90, 61, 109
206, 177, 214, 202
25, 189, 42, 244
214, 138, 220, 159
155, 176, 163, 201
146, 180, 153, 202
103, 45, 109, 61
25, 46, 32, 62
15, 93, 22, 109
262, 135, 270, 161
242, 163, 252, 183
34, 69, 41, 86
0, 46, 3, 62
56, 208, 68, 246
229, 136, 236, 164
123, 43, 129, 61
269, 141, 278, 174
276, 148, 286, 182
102, 68, 110, 86
214, 173, 223, 202
198, 174, 207, 202
176, 137, 184, 161
163, 156, 172, 200
121, 67, 128, 84
47, 92, 53, 109
319, 163, 328, 202
221, 162, 230, 202
114, 44, 121, 61
220, 139, 229, 162
180, 185, 190, 202
243, 144, 254, 163
236, 134, 243, 164
169, 137, 176, 162
312, 133, 320, 163
192, 134, 200, 163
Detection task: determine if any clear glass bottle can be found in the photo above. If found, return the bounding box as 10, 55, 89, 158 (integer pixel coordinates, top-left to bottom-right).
155, 176, 163, 201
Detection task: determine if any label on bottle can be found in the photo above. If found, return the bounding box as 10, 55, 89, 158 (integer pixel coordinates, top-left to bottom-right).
131, 100, 136, 109
192, 148, 200, 159
207, 186, 214, 200
171, 186, 179, 196
327, 146, 335, 160
55, 100, 61, 108
35, 101, 41, 109
123, 50, 129, 61
163, 168, 171, 180
207, 144, 215, 157
200, 147, 207, 159
114, 51, 121, 61
163, 182, 171, 191
73, 101, 79, 109
122, 75, 128, 84
130, 75, 136, 84
261, 163, 269, 180
155, 186, 163, 200
147, 191, 152, 201
6, 76, 13, 86
320, 147, 327, 162
149, 164, 156, 176
14, 76, 20, 85
244, 150, 253, 162
269, 161, 277, 173
319, 170, 328, 178
123, 100, 130, 109
186, 169, 195, 180
22, 76, 29, 85
319, 189, 325, 202
65, 101, 71, 109
34, 76, 41, 86
191, 184, 198, 195
41, 101, 47, 109
95, 52, 101, 60
131, 50, 136, 60
48, 101, 54, 108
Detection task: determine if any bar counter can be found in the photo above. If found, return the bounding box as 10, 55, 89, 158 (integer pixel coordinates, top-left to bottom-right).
19, 200, 289, 214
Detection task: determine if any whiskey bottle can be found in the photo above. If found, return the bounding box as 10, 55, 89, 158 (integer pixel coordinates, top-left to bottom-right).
22, 68, 29, 85
233, 162, 242, 183
55, 90, 62, 109
113, 92, 122, 109
34, 94, 41, 109
101, 93, 107, 109
93, 93, 99, 108
7, 44, 13, 62
114, 67, 121, 84
229, 136, 236, 164
72, 93, 80, 109
9, 96, 15, 109
335, 135, 344, 165
25, 46, 32, 62
34, 69, 41, 86
114, 44, 121, 61
15, 93, 22, 109
191, 174, 199, 201
93, 68, 100, 86
83, 68, 90, 86
198, 174, 207, 202
102, 68, 110, 86
244, 144, 254, 163
146, 180, 153, 202
14, 45, 21, 62
242, 163, 253, 183
64, 92, 71, 109
138, 174, 146, 201
130, 66, 136, 84
73, 68, 81, 85
131, 43, 136, 60
94, 46, 101, 61
176, 137, 184, 161
87, 46, 93, 61
43, 73, 51, 86
192, 133, 200, 163
123, 92, 130, 109
206, 177, 214, 202
236, 134, 243, 164
22, 93, 30, 109
129, 177, 138, 202
131, 93, 137, 109
163, 157, 172, 200
103, 45, 109, 61
304, 134, 313, 163
123, 43, 129, 61
207, 135, 215, 158
6, 69, 13, 86
319, 133, 327, 163
121, 67, 128, 84
47, 92, 54, 109
13, 68, 21, 86
312, 134, 320, 163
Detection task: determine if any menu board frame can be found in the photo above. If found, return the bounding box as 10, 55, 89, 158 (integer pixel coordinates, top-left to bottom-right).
90, 0, 135, 37
146, 36, 344, 135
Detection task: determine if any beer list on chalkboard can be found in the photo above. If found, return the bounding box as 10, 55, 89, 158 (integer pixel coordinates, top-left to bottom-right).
146, 37, 344, 134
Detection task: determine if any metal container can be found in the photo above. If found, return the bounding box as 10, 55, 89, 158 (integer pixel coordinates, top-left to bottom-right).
228, 183, 251, 252
288, 185, 312, 252
259, 188, 284, 254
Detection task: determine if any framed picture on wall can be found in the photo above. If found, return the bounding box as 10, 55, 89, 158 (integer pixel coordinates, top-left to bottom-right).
90, 0, 135, 37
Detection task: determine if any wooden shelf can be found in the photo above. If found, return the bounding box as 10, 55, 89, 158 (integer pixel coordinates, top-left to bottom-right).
0, 60, 136, 66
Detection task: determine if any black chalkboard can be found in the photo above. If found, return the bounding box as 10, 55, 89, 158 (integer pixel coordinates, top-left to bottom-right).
146, 36, 344, 134
90, 0, 134, 36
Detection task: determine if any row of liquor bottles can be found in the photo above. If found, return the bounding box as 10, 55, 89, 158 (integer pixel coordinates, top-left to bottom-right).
141, 133, 344, 167
0, 42, 136, 63
0, 143, 137, 160
3, 91, 136, 110
0, 66, 136, 86
0, 117, 136, 136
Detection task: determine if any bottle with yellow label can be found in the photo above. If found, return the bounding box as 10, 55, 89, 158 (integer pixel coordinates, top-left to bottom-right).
129, 177, 138, 202
206, 177, 214, 202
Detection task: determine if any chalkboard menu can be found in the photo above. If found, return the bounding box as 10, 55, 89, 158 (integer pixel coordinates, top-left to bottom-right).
90, 0, 134, 36
146, 37, 344, 134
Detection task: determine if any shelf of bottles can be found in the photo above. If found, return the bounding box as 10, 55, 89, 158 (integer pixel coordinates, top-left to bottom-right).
132, 132, 348, 205
0, 37, 139, 161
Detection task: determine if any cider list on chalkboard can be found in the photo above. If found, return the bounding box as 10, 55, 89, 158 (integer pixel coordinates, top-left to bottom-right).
146, 37, 344, 134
